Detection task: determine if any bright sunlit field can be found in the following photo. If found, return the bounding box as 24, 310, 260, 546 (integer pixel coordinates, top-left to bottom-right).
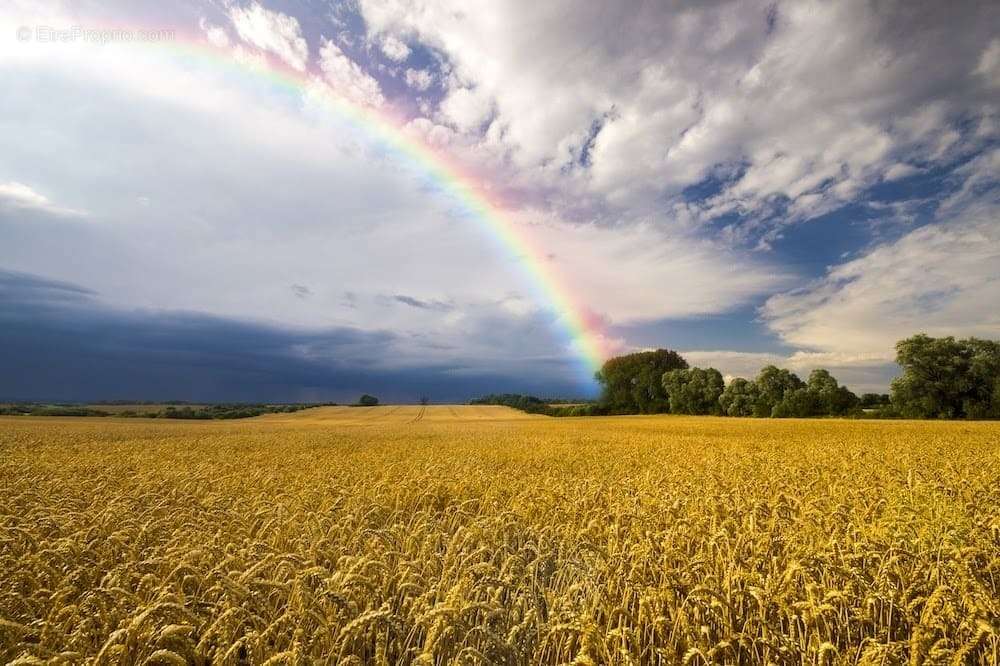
2, 408, 999, 664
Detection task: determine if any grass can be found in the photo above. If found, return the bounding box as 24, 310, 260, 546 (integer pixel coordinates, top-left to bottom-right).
1, 407, 998, 664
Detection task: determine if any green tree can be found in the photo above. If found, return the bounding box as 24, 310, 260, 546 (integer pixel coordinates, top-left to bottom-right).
662, 367, 725, 415
753, 365, 805, 417
358, 394, 379, 406
771, 387, 822, 418
964, 338, 1000, 418
806, 368, 859, 416
470, 393, 549, 414
859, 393, 890, 409
595, 349, 688, 414
890, 334, 967, 418
718, 378, 759, 416
992, 379, 1000, 419
890, 334, 1000, 419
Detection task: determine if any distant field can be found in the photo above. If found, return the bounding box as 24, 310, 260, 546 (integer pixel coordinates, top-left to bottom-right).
1, 408, 998, 663
258, 404, 544, 424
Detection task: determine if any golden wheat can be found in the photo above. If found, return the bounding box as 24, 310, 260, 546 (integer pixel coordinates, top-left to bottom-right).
1, 407, 998, 664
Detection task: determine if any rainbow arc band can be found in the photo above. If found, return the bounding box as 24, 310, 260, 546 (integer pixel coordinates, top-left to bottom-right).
139, 29, 610, 378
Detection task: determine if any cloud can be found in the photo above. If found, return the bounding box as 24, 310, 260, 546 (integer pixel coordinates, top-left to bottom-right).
393, 294, 452, 311
439, 86, 493, 133
317, 37, 385, 107
761, 195, 1000, 358
520, 216, 790, 324
229, 1, 309, 71
0, 22, 787, 344
677, 148, 1000, 393
290, 284, 312, 299
0, 41, 606, 391
0, 268, 96, 303
0, 181, 85, 218
938, 148, 1000, 213
198, 18, 230, 49
0, 269, 591, 402
975, 38, 1000, 87
883, 163, 922, 181
404, 68, 434, 91
379, 34, 410, 62
357, 0, 998, 238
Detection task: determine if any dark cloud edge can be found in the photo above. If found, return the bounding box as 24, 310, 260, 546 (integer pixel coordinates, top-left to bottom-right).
0, 269, 587, 403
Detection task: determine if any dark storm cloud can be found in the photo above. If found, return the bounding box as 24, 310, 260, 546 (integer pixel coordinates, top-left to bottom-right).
0, 269, 96, 302
0, 270, 584, 403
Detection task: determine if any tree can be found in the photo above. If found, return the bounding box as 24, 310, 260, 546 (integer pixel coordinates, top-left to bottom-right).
992, 379, 1000, 419
890, 334, 967, 418
806, 368, 859, 416
761, 367, 859, 418
470, 393, 550, 414
358, 394, 379, 406
964, 338, 1000, 418
662, 367, 725, 415
595, 349, 688, 414
859, 393, 890, 409
771, 387, 822, 418
753, 366, 805, 417
890, 334, 1000, 419
832, 385, 860, 415
419, 396, 430, 406
719, 378, 759, 416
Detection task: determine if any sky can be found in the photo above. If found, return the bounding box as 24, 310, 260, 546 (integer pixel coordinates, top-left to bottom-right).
0, 0, 998, 403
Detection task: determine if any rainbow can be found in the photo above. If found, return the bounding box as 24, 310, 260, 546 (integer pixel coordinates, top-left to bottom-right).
132, 26, 611, 380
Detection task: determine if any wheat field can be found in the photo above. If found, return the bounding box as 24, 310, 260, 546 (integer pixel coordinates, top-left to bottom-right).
1, 407, 998, 664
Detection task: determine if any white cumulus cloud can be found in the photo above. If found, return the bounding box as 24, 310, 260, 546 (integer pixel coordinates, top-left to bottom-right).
379, 34, 410, 62
513, 214, 791, 325
883, 163, 922, 181
356, 0, 998, 236
404, 68, 434, 91
761, 199, 1000, 357
198, 18, 231, 49
318, 38, 385, 107
229, 2, 309, 71
439, 86, 493, 133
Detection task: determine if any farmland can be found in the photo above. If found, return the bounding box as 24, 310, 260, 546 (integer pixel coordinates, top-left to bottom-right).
1, 407, 999, 664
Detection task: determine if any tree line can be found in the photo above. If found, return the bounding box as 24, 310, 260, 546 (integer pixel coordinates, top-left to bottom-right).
473, 333, 1000, 420
598, 333, 999, 418
594, 349, 864, 418
469, 394, 596, 417
0, 403, 331, 419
